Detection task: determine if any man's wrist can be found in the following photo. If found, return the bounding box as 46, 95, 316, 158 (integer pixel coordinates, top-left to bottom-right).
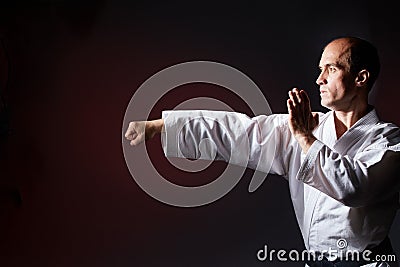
151, 119, 164, 134
295, 133, 317, 153
143, 119, 164, 140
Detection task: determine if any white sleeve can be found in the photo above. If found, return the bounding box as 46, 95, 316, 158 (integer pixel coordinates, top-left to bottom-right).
297, 138, 400, 207
161, 110, 293, 176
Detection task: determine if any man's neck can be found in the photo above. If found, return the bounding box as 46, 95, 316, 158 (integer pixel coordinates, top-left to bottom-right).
333, 104, 370, 139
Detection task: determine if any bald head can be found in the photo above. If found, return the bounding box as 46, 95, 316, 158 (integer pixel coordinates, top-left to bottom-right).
324, 37, 380, 91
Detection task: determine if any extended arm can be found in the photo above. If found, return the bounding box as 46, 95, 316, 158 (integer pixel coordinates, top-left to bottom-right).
125, 110, 292, 175
161, 110, 288, 173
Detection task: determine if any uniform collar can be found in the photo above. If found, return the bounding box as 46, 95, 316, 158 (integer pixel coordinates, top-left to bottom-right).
332, 107, 379, 153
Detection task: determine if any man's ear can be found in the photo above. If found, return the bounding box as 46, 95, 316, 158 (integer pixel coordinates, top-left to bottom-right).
355, 69, 370, 87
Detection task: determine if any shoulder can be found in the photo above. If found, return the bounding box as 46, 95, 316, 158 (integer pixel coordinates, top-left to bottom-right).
364, 119, 400, 151
375, 121, 400, 142
372, 109, 400, 139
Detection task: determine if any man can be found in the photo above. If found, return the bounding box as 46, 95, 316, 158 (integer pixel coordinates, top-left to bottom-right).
125, 37, 400, 266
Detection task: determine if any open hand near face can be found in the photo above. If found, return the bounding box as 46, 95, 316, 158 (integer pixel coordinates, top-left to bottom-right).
287, 88, 319, 153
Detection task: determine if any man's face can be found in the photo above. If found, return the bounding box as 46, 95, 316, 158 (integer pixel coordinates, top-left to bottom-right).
316, 40, 357, 111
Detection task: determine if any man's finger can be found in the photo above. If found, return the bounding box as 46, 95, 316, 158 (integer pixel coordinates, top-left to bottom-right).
289, 90, 298, 106
293, 88, 302, 104
130, 133, 143, 146
125, 123, 135, 138
300, 90, 310, 105
125, 128, 137, 140
312, 112, 319, 126
124, 129, 130, 138
126, 132, 138, 141
287, 99, 295, 113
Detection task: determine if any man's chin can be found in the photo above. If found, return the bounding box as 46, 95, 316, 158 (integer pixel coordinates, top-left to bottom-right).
320, 100, 332, 110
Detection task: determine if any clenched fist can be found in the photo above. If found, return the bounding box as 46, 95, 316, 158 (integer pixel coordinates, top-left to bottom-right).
124, 119, 164, 146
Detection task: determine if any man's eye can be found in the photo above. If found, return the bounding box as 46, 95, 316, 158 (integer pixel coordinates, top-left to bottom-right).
329, 67, 336, 72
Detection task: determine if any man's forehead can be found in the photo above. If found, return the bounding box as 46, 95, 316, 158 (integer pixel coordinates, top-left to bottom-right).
319, 42, 349, 67
319, 52, 340, 67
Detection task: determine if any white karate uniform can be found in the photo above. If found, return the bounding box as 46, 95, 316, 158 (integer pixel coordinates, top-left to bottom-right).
161, 109, 400, 266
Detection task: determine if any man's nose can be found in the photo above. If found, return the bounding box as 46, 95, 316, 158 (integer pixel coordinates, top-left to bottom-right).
316, 71, 327, 85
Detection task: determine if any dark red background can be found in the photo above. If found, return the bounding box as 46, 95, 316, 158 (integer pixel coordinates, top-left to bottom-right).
0, 1, 399, 266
